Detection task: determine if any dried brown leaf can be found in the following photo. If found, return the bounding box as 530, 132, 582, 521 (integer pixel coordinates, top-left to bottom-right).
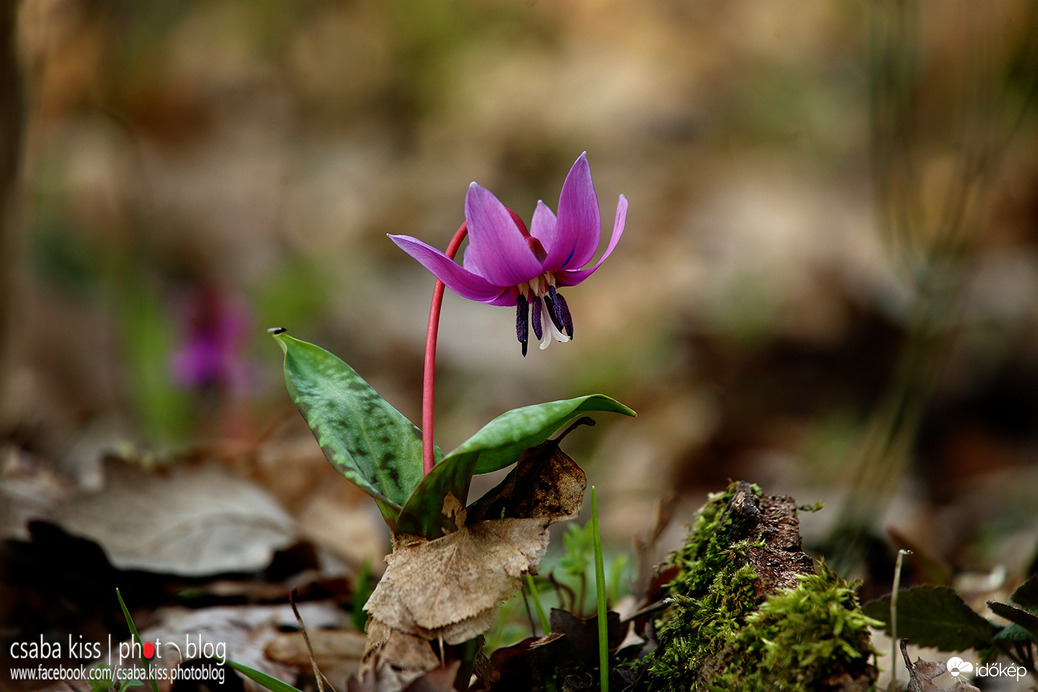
367, 517, 550, 644
265, 628, 367, 682
480, 633, 582, 692
363, 437, 589, 684
368, 441, 588, 647
900, 640, 980, 692
401, 661, 462, 692
365, 619, 441, 672
549, 608, 626, 666
51, 459, 296, 575
466, 438, 586, 524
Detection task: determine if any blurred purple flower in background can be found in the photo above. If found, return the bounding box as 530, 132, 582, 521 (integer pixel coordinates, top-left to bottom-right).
171, 286, 251, 394
389, 152, 627, 355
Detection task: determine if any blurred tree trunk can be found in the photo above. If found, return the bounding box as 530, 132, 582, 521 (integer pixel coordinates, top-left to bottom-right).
0, 0, 23, 409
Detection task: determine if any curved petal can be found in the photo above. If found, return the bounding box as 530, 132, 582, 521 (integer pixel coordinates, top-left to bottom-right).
463, 183, 545, 286
529, 200, 558, 253
556, 193, 627, 286
388, 234, 510, 304
544, 152, 601, 272
459, 238, 487, 278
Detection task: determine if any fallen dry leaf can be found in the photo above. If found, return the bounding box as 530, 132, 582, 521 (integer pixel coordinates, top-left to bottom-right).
361, 437, 588, 686
265, 627, 367, 684
400, 661, 462, 692
351, 620, 443, 691
51, 458, 297, 575
549, 608, 626, 668
366, 619, 442, 672
349, 643, 460, 692
477, 633, 574, 692
467, 435, 587, 524
0, 444, 77, 540
367, 515, 550, 644
900, 640, 981, 692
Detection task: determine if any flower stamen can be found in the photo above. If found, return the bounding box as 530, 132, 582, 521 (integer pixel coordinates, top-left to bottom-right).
515, 273, 577, 353
549, 286, 573, 338
516, 294, 530, 357
531, 297, 543, 341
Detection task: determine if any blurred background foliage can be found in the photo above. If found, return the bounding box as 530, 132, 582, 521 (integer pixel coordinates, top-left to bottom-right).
2, 0, 1038, 582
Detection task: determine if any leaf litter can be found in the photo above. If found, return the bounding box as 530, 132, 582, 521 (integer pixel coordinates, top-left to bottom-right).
50, 458, 298, 576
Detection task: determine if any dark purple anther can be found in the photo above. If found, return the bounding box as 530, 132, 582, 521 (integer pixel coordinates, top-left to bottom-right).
516, 294, 529, 357
531, 297, 543, 341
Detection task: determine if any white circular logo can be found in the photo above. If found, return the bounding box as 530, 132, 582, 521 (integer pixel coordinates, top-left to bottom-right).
947, 657, 974, 677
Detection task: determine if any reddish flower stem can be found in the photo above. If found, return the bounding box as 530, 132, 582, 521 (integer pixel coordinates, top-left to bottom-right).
422, 221, 468, 475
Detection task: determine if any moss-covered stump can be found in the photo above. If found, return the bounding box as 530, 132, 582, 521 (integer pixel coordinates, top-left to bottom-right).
632, 481, 879, 691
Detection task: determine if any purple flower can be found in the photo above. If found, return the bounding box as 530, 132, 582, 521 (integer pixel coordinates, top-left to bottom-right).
389, 152, 627, 355
171, 287, 251, 393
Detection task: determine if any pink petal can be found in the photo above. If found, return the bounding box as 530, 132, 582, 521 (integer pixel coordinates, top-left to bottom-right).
463, 183, 545, 286
529, 200, 558, 253
388, 234, 510, 304
556, 194, 627, 286
544, 153, 601, 272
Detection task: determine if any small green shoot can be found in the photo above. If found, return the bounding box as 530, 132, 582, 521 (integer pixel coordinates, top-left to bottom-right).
591, 486, 609, 692
114, 589, 158, 692
525, 573, 551, 637
225, 660, 304, 692
559, 522, 594, 614
116, 588, 304, 692
555, 520, 623, 615
889, 548, 912, 692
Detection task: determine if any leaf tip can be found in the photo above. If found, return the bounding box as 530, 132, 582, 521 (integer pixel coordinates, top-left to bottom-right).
268, 327, 290, 353
599, 394, 636, 417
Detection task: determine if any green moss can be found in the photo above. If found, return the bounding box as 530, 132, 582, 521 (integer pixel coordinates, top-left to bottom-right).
712, 563, 881, 691
635, 484, 766, 690
646, 562, 759, 687
664, 483, 763, 596
630, 483, 879, 691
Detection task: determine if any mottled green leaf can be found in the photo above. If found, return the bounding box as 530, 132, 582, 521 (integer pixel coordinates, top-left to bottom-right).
464, 395, 635, 476
863, 585, 1000, 651
273, 332, 438, 525
394, 395, 634, 538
